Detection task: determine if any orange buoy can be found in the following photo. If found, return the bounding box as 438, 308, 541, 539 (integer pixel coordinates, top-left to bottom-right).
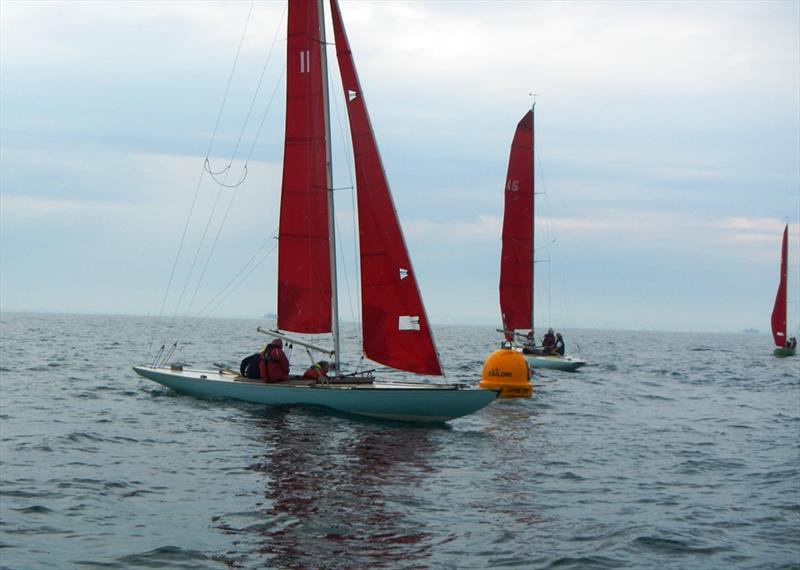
479, 343, 532, 398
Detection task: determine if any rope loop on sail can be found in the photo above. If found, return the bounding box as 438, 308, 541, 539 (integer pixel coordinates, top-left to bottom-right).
204, 159, 248, 188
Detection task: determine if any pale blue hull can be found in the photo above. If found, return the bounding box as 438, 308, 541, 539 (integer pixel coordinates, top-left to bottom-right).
522, 353, 586, 372
133, 366, 497, 423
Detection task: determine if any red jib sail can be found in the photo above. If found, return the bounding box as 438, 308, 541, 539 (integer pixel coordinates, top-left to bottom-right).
499, 110, 534, 340
277, 0, 332, 333
330, 0, 442, 376
771, 224, 789, 347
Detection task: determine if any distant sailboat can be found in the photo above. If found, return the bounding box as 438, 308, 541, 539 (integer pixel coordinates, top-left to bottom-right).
134, 0, 498, 422
771, 224, 797, 357
499, 106, 585, 372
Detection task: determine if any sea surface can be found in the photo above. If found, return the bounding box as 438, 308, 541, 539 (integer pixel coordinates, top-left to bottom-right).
1, 312, 798, 569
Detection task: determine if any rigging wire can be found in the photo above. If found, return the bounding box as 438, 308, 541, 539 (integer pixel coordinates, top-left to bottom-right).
167, 181, 227, 330
173, 46, 286, 344
182, 5, 286, 324
534, 130, 556, 330
328, 61, 361, 346
181, 181, 240, 320
243, 65, 286, 163
534, 126, 581, 351
174, 84, 285, 349
204, 161, 248, 188
204, 0, 256, 161
204, 161, 231, 176
202, 243, 277, 321
194, 235, 278, 320
204, 5, 286, 188
148, 0, 256, 358
146, 167, 207, 358
152, 3, 286, 359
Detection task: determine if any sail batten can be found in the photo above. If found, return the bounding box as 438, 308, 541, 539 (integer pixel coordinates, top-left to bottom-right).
277, 0, 332, 334
330, 0, 443, 376
771, 224, 789, 347
499, 110, 534, 339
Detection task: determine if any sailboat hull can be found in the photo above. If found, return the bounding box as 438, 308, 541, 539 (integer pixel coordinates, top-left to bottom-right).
773, 347, 797, 357
133, 366, 498, 423
521, 353, 586, 372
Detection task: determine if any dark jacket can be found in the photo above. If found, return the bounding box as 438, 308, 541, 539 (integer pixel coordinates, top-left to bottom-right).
240, 353, 262, 379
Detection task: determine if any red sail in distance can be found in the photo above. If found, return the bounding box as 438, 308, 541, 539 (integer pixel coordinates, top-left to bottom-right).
499, 110, 534, 340
329, 0, 443, 376
771, 224, 789, 347
277, 0, 332, 333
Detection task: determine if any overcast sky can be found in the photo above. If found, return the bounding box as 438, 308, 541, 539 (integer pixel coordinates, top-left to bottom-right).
1, 0, 799, 333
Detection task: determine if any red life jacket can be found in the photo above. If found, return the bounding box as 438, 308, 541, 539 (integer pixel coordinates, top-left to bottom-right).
303, 364, 327, 380
259, 346, 290, 382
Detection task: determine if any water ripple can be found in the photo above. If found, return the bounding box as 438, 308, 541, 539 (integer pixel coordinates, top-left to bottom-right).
1, 314, 798, 569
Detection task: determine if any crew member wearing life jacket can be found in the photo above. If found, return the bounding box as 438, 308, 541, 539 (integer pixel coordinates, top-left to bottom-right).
523, 330, 536, 349
554, 333, 565, 356
260, 338, 290, 382
303, 361, 330, 381
541, 328, 557, 354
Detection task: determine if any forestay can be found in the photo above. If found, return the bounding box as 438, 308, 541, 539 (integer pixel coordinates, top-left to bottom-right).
330, 0, 443, 376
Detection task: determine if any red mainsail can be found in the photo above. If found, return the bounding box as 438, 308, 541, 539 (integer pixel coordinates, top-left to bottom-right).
277, 0, 332, 333
771, 224, 789, 347
499, 110, 534, 339
330, 0, 442, 376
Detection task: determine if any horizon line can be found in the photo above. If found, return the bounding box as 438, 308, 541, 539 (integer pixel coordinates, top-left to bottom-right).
0, 308, 774, 336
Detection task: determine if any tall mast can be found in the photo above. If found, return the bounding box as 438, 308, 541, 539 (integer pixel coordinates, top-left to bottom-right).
318, 0, 340, 376
530, 101, 536, 333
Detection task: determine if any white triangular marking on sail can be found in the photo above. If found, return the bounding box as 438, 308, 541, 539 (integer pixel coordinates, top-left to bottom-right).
348, 89, 358, 102
398, 316, 420, 331
399, 268, 409, 280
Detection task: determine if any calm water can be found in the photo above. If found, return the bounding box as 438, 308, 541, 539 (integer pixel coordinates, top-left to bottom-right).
1, 312, 798, 569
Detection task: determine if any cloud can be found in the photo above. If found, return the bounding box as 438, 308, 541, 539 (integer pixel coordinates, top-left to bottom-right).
1, 1, 798, 331
338, 0, 799, 105
402, 209, 798, 264
0, 195, 118, 218
0, 147, 285, 317
551, 211, 796, 255
1, 147, 280, 206
0, 1, 286, 74
6, 1, 796, 116
404, 215, 501, 243
713, 216, 791, 244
